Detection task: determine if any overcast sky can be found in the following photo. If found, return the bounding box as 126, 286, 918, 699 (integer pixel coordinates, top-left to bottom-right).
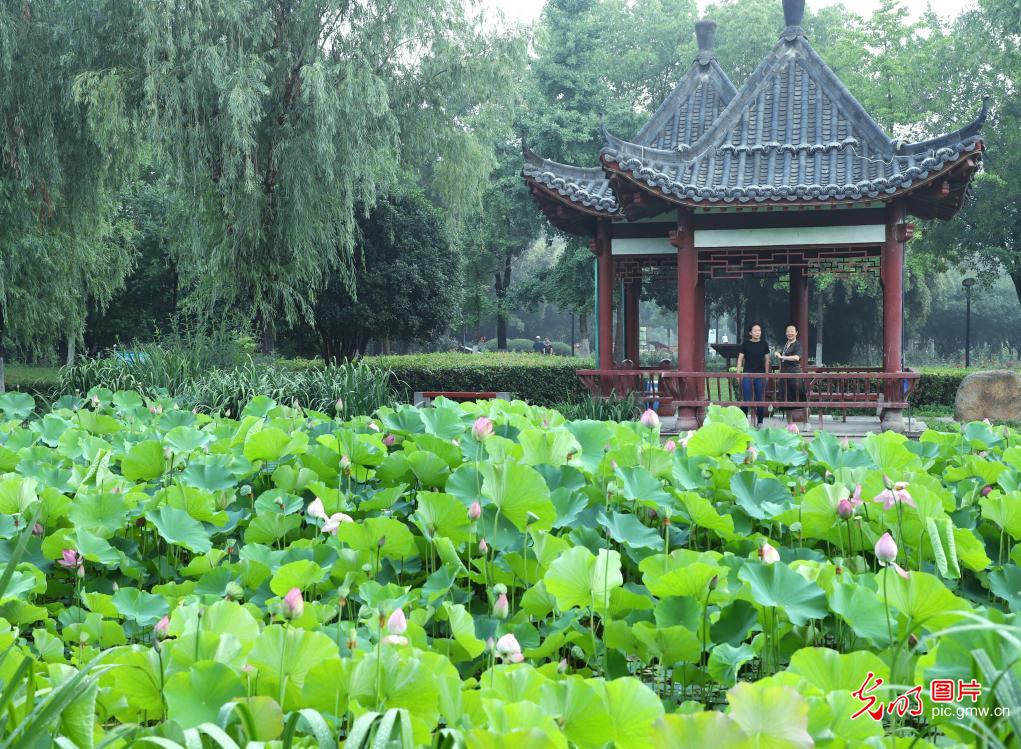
489, 0, 973, 26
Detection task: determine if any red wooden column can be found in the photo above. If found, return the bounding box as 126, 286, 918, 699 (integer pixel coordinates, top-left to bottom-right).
670, 209, 699, 430
694, 277, 706, 372
789, 266, 810, 372
595, 219, 614, 372
625, 279, 640, 363
881, 202, 909, 431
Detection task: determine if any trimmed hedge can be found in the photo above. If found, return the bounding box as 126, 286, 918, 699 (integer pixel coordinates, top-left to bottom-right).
908, 367, 969, 408
363, 352, 594, 406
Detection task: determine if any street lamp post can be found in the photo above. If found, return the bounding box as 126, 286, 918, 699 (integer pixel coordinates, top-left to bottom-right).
963, 277, 977, 368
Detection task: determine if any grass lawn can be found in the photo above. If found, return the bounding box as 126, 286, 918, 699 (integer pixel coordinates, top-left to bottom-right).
4, 364, 61, 390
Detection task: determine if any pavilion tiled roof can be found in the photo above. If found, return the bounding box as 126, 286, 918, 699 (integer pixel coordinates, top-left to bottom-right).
522, 0, 985, 231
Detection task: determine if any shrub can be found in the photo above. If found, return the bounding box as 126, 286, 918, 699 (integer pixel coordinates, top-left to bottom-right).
554, 392, 643, 421
910, 367, 969, 408
364, 352, 593, 406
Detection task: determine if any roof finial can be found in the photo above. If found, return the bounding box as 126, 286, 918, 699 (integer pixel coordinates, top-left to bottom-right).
783, 0, 806, 31
695, 20, 717, 63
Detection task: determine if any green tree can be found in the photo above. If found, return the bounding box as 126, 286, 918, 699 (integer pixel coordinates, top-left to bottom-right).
136, 0, 520, 352
0, 0, 139, 389
314, 190, 462, 358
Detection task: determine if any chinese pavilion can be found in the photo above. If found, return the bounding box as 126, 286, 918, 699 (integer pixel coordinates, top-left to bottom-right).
522, 0, 985, 431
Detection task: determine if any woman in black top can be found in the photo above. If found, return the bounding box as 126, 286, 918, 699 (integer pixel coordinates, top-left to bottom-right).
736, 323, 770, 426
774, 324, 804, 409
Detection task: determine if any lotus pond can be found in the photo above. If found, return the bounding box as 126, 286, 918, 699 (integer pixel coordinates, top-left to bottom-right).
0, 389, 1018, 748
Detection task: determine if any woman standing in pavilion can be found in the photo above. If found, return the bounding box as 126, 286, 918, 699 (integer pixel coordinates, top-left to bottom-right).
775, 323, 804, 418
736, 322, 770, 427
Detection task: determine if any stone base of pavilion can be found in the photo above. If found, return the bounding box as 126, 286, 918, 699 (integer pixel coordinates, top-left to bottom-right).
659, 412, 930, 439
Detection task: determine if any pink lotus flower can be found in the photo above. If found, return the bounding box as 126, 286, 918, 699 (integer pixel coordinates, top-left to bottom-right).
468, 501, 482, 521
839, 437, 851, 449
493, 593, 509, 620
786, 422, 800, 435
981, 485, 994, 497
382, 634, 408, 646
472, 416, 494, 441
875, 532, 898, 564
322, 512, 354, 534
744, 446, 759, 464
640, 409, 660, 429
282, 588, 304, 619
679, 430, 695, 448
153, 615, 170, 640
382, 434, 395, 447
32, 523, 44, 537
368, 422, 380, 432
874, 482, 915, 510
339, 455, 351, 471
495, 633, 524, 663
307, 498, 327, 521
387, 608, 407, 635
758, 542, 780, 565
892, 562, 910, 579
664, 439, 677, 452
479, 538, 488, 554
837, 499, 854, 519
58, 549, 81, 569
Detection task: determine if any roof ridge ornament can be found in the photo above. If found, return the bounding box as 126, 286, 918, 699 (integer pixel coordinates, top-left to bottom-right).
695, 19, 717, 65
782, 0, 806, 39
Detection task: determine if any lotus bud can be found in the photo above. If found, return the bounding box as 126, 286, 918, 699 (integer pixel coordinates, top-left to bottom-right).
479, 538, 488, 554
282, 588, 304, 620
76, 565, 85, 578
347, 628, 358, 649
982, 485, 994, 497
239, 485, 252, 496
155, 404, 163, 415
558, 658, 568, 673
91, 395, 100, 408
112, 581, 119, 592
758, 542, 780, 565
387, 608, 407, 635
892, 562, 910, 579
472, 416, 494, 441
486, 637, 495, 651
154, 615, 170, 640
307, 497, 327, 521
340, 455, 351, 471
225, 581, 244, 601
839, 436, 850, 449
468, 502, 482, 520
32, 523, 43, 537
850, 484, 863, 506
336, 398, 344, 413
495, 633, 524, 663
493, 583, 507, 595
493, 592, 510, 619
163, 446, 173, 460
786, 422, 800, 435
708, 575, 719, 591
322, 512, 353, 534
744, 446, 758, 464
225, 409, 231, 418
382, 434, 395, 447
640, 409, 660, 429
837, 499, 854, 519
368, 421, 380, 432
664, 439, 677, 452
875, 532, 897, 564
983, 418, 992, 425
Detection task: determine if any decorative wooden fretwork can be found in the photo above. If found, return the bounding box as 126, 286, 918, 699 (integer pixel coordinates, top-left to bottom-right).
614, 247, 881, 280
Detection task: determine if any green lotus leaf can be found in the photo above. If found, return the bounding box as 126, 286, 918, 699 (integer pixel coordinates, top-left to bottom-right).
708, 642, 760, 688
0, 392, 35, 420
244, 512, 302, 544
590, 676, 664, 749
805, 690, 885, 744
442, 602, 486, 659
730, 471, 794, 521
651, 712, 752, 749
336, 516, 416, 560
565, 420, 615, 473
686, 423, 750, 458
614, 465, 675, 512
165, 425, 213, 454
407, 433, 461, 468
738, 561, 828, 626
223, 696, 285, 741
181, 457, 237, 492
980, 490, 1021, 539
347, 648, 440, 740
678, 491, 736, 538
544, 546, 622, 613
480, 461, 555, 532
641, 552, 724, 600
988, 565, 1021, 611
407, 450, 451, 488
478, 702, 569, 749
632, 622, 701, 667
414, 491, 472, 543
726, 681, 813, 749
121, 440, 166, 482
243, 427, 307, 463
247, 625, 340, 709
75, 527, 123, 566
111, 587, 170, 627
147, 505, 213, 554
787, 647, 890, 694
598, 511, 663, 551
861, 430, 920, 474
420, 406, 465, 440
269, 559, 327, 596
165, 661, 245, 729
538, 677, 615, 748
884, 568, 971, 629
828, 581, 892, 648
518, 428, 581, 467
808, 430, 871, 470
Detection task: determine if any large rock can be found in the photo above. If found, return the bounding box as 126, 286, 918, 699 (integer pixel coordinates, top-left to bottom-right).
954, 370, 1021, 422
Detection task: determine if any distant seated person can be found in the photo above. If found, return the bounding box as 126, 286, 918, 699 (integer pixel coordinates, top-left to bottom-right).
533, 336, 544, 353
543, 337, 553, 355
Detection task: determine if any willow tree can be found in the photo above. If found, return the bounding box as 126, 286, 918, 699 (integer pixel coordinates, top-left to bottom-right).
137, 0, 520, 352
0, 0, 139, 389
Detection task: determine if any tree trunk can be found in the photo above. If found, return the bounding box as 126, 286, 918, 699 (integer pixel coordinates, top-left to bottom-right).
579, 311, 590, 357
260, 318, 274, 355
66, 334, 76, 367
494, 254, 512, 350
0, 311, 5, 394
